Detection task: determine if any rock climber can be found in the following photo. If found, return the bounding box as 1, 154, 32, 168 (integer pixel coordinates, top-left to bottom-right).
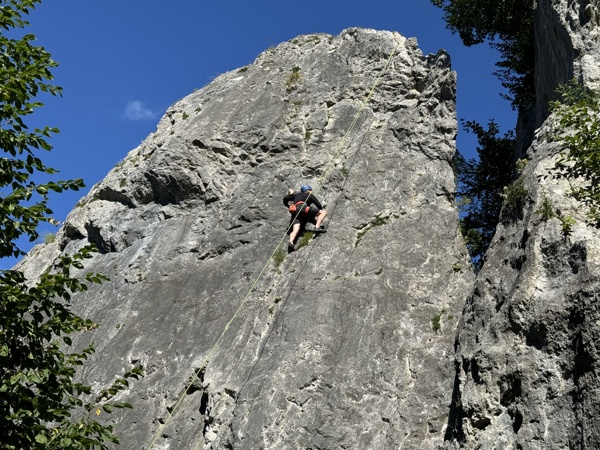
283, 185, 327, 252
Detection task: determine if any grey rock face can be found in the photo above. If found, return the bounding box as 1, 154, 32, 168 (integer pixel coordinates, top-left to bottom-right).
445, 1, 600, 449
535, 0, 600, 126
19, 29, 472, 449
446, 124, 600, 450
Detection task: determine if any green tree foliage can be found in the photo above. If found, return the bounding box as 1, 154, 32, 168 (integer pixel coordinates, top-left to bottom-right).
430, 0, 535, 111
432, 0, 531, 267
0, 1, 142, 448
550, 79, 600, 224
456, 120, 515, 268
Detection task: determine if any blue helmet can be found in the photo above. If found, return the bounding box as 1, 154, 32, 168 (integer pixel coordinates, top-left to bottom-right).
300, 185, 312, 193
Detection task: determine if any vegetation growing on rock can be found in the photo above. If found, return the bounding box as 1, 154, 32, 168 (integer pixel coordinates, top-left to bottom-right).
550, 79, 600, 225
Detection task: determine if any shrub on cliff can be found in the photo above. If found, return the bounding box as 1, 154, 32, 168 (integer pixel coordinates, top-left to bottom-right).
550, 79, 600, 225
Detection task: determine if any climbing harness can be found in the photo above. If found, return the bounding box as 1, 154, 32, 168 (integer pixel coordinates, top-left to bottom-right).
289, 200, 311, 215
147, 35, 402, 449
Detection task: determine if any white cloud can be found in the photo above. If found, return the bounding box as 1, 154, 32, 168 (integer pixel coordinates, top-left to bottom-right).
123, 100, 158, 121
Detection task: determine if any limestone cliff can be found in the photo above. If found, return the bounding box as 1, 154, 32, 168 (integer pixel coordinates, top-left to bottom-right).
19, 29, 473, 449
444, 1, 600, 449
20, 2, 600, 448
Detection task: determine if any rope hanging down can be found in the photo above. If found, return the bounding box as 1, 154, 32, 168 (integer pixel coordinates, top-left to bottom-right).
147, 35, 402, 450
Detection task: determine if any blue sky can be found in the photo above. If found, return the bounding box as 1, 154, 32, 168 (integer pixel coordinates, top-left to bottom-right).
6, 0, 516, 267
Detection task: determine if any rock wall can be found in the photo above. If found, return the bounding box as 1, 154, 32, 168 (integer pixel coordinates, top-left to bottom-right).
535, 0, 600, 126
20, 3, 600, 448
19, 29, 473, 449
445, 1, 600, 449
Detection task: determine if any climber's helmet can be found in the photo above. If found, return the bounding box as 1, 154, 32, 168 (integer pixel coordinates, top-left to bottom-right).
300, 185, 312, 193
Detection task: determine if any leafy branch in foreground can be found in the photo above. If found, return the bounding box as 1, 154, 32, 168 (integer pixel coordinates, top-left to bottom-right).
0, 1, 142, 448
0, 0, 83, 258
1, 246, 143, 449
549, 79, 600, 225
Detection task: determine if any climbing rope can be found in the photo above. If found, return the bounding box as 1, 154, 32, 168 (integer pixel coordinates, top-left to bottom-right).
146, 35, 402, 450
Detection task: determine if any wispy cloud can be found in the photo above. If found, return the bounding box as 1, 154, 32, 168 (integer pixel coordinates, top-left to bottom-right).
122, 100, 159, 121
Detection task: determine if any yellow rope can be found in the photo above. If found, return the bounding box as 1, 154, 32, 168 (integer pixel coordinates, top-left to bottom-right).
147, 35, 401, 450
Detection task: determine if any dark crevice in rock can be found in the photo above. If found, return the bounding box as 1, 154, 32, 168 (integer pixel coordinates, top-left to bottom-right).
510, 253, 527, 270
571, 319, 593, 380
84, 223, 115, 254
199, 392, 209, 415
471, 358, 482, 384
191, 138, 208, 149
472, 417, 491, 430
209, 144, 230, 157
526, 321, 548, 349
63, 223, 85, 241
567, 290, 600, 450
60, 223, 86, 250
520, 229, 530, 249
183, 367, 213, 444
500, 373, 522, 407
224, 388, 238, 399
299, 377, 319, 390
462, 357, 483, 387
512, 408, 523, 433
444, 368, 465, 442
579, 0, 595, 26
224, 223, 243, 231
95, 186, 136, 209
186, 367, 205, 396
567, 242, 587, 274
